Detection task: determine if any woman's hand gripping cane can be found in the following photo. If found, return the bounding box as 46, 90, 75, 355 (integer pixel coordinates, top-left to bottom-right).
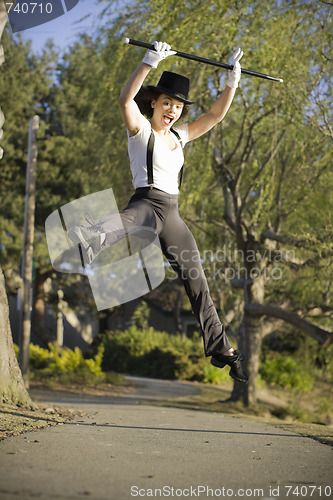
227, 48, 244, 89
142, 41, 176, 68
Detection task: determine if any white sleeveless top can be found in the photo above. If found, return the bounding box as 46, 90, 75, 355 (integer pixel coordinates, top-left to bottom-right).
127, 116, 189, 195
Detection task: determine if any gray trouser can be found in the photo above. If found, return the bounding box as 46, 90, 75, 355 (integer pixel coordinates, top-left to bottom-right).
99, 187, 231, 357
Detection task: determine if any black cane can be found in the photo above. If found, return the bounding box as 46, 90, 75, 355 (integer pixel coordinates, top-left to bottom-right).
124, 38, 283, 83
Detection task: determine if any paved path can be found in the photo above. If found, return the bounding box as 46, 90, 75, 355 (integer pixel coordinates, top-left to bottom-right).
0, 377, 332, 500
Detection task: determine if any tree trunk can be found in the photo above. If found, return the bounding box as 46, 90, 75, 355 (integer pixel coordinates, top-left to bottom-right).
32, 269, 55, 346
174, 284, 185, 333
231, 273, 265, 406
0, 266, 35, 408
242, 309, 263, 406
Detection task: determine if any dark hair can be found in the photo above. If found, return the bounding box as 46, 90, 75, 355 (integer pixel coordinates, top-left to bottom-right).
134, 87, 190, 120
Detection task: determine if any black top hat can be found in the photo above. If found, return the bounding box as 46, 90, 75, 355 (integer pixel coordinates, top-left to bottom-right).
147, 71, 194, 105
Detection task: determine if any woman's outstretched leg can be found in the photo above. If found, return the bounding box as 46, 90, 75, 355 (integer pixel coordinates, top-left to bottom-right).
160, 208, 248, 383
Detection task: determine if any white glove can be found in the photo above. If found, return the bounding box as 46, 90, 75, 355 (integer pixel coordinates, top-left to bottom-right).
227, 48, 243, 89
142, 41, 176, 68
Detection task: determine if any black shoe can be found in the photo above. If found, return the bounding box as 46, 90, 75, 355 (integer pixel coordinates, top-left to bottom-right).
211, 350, 249, 384
68, 212, 104, 264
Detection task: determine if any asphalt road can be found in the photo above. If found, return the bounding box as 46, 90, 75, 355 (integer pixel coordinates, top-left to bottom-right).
0, 376, 332, 500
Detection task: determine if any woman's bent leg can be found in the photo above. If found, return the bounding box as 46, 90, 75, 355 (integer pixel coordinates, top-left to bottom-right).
99, 198, 158, 248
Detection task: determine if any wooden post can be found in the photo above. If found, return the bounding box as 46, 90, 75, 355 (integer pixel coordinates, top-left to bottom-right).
19, 115, 39, 388
57, 289, 64, 347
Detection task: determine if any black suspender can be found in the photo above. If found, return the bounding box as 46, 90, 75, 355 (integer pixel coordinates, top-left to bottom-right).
146, 127, 184, 190
173, 128, 184, 189
146, 130, 155, 189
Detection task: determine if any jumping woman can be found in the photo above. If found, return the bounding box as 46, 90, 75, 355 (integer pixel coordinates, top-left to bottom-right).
69, 41, 248, 383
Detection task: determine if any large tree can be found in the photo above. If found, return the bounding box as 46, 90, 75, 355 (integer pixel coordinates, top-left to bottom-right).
0, 3, 34, 406
0, 266, 34, 405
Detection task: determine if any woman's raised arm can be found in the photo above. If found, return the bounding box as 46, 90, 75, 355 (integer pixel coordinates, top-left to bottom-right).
119, 42, 176, 137
187, 48, 243, 141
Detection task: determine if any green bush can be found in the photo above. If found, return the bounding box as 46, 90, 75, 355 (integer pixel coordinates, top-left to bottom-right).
262, 331, 333, 382
28, 343, 105, 384
29, 344, 52, 370
259, 354, 314, 393
202, 363, 230, 385
16, 335, 231, 385
99, 326, 220, 383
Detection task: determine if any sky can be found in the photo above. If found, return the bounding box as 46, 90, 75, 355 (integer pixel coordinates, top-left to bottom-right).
9, 0, 107, 56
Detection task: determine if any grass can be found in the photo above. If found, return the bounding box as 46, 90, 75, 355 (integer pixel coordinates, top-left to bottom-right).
0, 403, 79, 441
139, 378, 333, 447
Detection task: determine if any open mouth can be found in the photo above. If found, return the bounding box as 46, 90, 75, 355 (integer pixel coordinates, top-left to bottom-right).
163, 115, 175, 125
